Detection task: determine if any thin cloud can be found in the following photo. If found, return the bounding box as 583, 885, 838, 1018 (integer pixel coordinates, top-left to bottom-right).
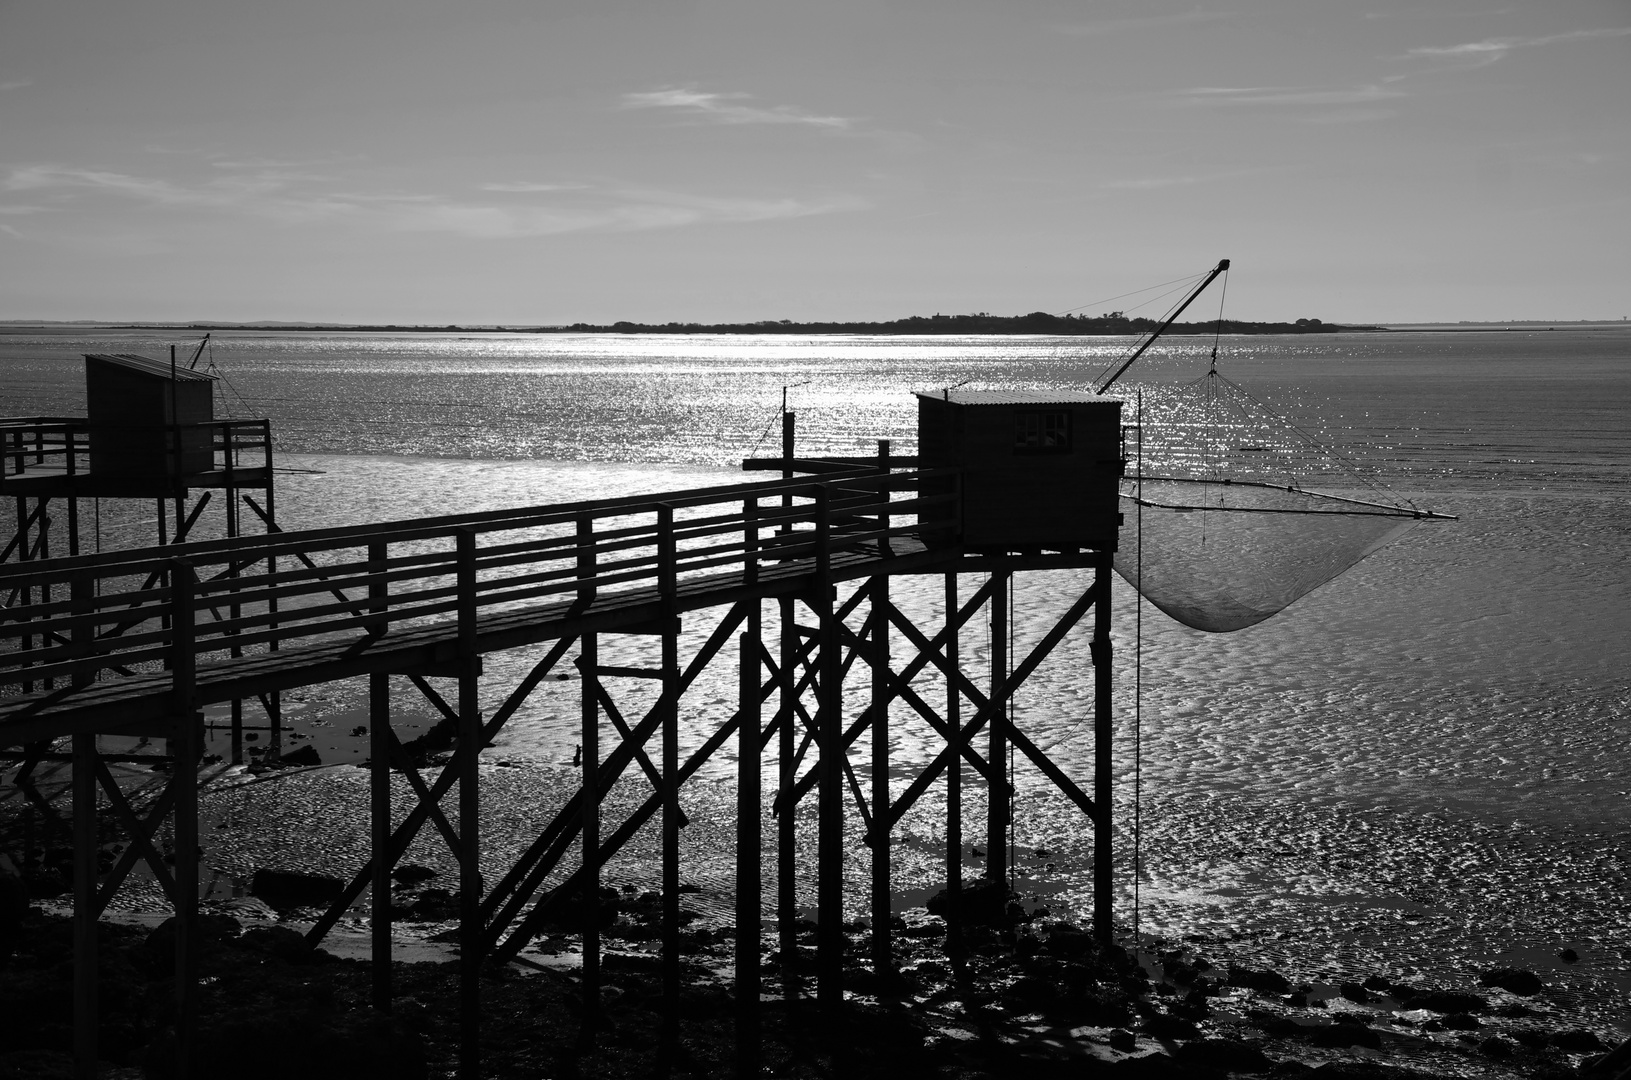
1406, 26, 1631, 66
1181, 85, 1406, 107
0, 78, 31, 92
479, 181, 586, 194
1054, 11, 1232, 36
383, 189, 863, 239
3, 163, 863, 240
1101, 176, 1204, 191
1100, 165, 1274, 191
622, 88, 854, 130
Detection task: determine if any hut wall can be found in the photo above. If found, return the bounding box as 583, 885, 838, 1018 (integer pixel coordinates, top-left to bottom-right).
86, 356, 215, 477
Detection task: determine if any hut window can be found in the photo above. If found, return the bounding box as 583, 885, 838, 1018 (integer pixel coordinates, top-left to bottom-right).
1014, 410, 1072, 454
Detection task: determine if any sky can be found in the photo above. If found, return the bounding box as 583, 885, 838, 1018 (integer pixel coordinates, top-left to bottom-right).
1, 0, 1627, 324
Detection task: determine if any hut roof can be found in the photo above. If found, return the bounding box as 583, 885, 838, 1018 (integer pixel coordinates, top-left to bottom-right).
85, 353, 217, 382
915, 390, 1107, 406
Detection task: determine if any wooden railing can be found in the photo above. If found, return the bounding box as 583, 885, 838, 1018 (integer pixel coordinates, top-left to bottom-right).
0, 416, 274, 488
0, 468, 959, 698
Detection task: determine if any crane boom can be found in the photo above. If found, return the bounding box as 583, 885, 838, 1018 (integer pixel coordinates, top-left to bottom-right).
1094, 258, 1229, 395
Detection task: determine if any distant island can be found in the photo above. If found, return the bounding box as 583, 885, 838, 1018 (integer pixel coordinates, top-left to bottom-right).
552, 313, 1382, 335
10, 313, 1383, 335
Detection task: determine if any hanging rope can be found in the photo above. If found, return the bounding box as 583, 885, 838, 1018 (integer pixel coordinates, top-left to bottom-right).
1134, 387, 1144, 949
1054, 270, 1209, 318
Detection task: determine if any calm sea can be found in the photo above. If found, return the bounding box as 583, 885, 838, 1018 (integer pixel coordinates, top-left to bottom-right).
4, 327, 1630, 1031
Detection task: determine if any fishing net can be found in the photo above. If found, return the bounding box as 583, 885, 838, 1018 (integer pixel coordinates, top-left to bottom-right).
1115, 479, 1424, 632
1110, 366, 1442, 632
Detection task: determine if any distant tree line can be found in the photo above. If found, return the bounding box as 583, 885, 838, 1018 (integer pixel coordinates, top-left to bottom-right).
554, 312, 1373, 335
96, 314, 1377, 335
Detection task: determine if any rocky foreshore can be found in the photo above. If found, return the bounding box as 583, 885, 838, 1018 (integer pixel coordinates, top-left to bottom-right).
3, 870, 1629, 1080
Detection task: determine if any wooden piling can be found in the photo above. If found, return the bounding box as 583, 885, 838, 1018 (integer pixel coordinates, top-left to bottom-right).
988, 572, 1010, 884
455, 529, 481, 1078
737, 496, 762, 1074
870, 575, 891, 979
170, 560, 199, 1080
1092, 564, 1113, 945
578, 515, 601, 1029
368, 541, 392, 1012
657, 504, 682, 1047
813, 485, 843, 1007
944, 573, 964, 968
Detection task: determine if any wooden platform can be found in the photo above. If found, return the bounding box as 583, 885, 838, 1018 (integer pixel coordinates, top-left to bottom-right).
2, 465, 1111, 748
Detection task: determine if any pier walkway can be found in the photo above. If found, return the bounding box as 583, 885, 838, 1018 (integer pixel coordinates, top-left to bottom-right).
2, 456, 1116, 1080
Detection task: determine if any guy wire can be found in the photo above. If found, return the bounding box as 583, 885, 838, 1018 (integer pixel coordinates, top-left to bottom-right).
1135, 387, 1143, 950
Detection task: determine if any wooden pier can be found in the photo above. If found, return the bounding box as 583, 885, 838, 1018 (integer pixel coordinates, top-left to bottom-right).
3, 396, 1123, 1078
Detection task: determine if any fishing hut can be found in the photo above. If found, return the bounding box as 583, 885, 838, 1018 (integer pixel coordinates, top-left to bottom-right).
915, 390, 1124, 551
1, 392, 1125, 1080
2, 347, 286, 787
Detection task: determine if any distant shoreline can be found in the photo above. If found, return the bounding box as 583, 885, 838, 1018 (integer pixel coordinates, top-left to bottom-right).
3, 319, 1627, 335
2, 316, 1378, 335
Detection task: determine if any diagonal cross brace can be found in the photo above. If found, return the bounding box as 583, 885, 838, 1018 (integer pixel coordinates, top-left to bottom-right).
772, 575, 1003, 814
582, 671, 690, 828
477, 602, 751, 931
491, 662, 781, 963
883, 586, 1106, 827
93, 760, 179, 914
301, 633, 579, 948
865, 581, 1104, 846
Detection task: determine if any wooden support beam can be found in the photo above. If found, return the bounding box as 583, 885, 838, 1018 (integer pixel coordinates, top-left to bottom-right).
370, 673, 392, 1012
71, 572, 96, 1080
478, 606, 749, 945
776, 594, 797, 967
72, 732, 97, 1080
170, 561, 199, 1080
1092, 567, 1114, 945
736, 628, 761, 1076
988, 572, 1010, 883
657, 503, 682, 1053
455, 529, 481, 1079
581, 625, 600, 1033
944, 574, 964, 969
367, 541, 391, 1012
492, 659, 780, 965
306, 634, 581, 951
578, 515, 600, 1034
773, 579, 1004, 817
870, 576, 892, 981
813, 487, 843, 1007
865, 583, 1101, 845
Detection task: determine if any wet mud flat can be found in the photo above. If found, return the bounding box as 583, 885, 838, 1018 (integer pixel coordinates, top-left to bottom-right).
5, 759, 1630, 1077
1, 896, 1626, 1079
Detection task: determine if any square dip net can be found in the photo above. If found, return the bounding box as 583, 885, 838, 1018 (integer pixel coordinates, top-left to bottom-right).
1111, 364, 1448, 633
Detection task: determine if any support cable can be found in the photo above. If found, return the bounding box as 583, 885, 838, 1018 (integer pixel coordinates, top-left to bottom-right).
1134, 388, 1144, 950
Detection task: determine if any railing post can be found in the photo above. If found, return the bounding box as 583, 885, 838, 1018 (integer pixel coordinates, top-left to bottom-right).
742, 495, 758, 588
813, 485, 830, 581
656, 502, 677, 598
575, 514, 597, 610
876, 439, 891, 557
